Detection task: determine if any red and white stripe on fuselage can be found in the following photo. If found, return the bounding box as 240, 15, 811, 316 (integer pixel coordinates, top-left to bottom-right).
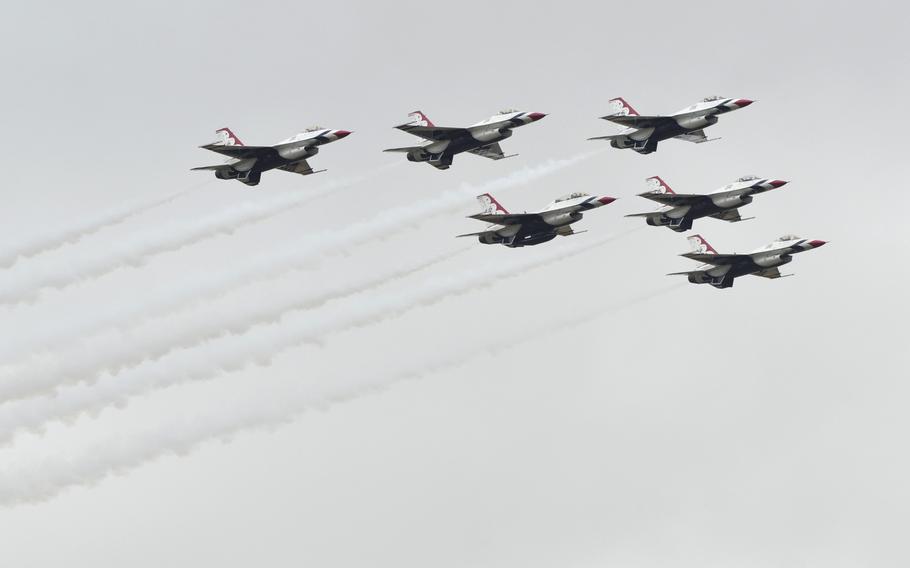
277, 129, 352, 145
469, 111, 547, 128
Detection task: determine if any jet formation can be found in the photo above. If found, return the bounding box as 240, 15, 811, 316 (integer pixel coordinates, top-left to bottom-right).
192, 96, 826, 289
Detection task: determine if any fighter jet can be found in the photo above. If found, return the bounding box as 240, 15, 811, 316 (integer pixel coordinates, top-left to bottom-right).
589, 96, 753, 154
627, 175, 788, 232
670, 234, 826, 289
384, 109, 546, 170
193, 126, 352, 186
458, 192, 616, 247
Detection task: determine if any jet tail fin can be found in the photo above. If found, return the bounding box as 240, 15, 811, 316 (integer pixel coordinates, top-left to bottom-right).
607, 97, 640, 117
405, 110, 435, 127
687, 234, 718, 255
213, 127, 244, 146
645, 175, 675, 194
476, 193, 509, 215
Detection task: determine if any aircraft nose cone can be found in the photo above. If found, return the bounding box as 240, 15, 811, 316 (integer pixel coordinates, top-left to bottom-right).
769, 179, 788, 188
809, 239, 827, 248
527, 112, 547, 121
598, 196, 617, 205
733, 99, 754, 108
334, 130, 352, 139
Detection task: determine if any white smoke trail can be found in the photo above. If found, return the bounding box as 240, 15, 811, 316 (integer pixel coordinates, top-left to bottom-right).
0, 169, 388, 304
0, 185, 198, 269
0, 232, 617, 438
0, 246, 470, 406
2, 151, 599, 358
0, 280, 683, 505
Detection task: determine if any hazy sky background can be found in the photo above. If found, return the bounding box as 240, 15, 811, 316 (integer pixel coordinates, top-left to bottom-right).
0, 1, 908, 566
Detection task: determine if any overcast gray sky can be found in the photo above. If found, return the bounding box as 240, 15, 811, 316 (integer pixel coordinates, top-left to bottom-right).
0, 1, 908, 566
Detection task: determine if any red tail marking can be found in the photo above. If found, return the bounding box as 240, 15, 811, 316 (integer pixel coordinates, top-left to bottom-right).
609, 97, 640, 116
216, 127, 244, 146
690, 234, 718, 255
408, 110, 435, 127
478, 193, 509, 215
647, 175, 675, 194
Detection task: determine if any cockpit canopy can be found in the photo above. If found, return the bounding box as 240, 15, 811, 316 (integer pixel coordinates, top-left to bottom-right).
304, 125, 324, 132
776, 234, 801, 241
701, 95, 725, 102
554, 192, 590, 203
736, 175, 760, 182
498, 108, 518, 115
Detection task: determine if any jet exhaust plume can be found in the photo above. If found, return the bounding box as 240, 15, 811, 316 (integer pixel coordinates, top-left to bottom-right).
2, 151, 599, 359
0, 186, 195, 269
0, 246, 470, 405
0, 232, 618, 441
0, 279, 681, 505
0, 171, 377, 304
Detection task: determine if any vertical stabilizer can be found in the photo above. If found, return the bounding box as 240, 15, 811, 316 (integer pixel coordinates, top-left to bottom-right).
476, 193, 509, 215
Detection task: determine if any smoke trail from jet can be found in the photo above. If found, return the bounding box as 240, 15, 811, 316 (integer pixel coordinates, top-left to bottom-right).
0, 246, 470, 407
0, 232, 618, 439
0, 280, 682, 505
2, 151, 599, 358
0, 169, 383, 304
0, 186, 197, 269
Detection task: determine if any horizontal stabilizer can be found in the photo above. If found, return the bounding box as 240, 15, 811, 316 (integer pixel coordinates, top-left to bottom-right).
588, 134, 626, 141
383, 145, 424, 153
191, 164, 231, 172
456, 230, 496, 238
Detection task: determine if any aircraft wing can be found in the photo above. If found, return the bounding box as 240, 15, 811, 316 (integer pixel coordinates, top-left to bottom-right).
601, 114, 673, 129
638, 192, 708, 207
277, 159, 322, 176
467, 142, 512, 160
709, 208, 754, 223
395, 124, 468, 141
681, 252, 752, 265
674, 129, 709, 143
201, 144, 280, 160
469, 212, 541, 226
